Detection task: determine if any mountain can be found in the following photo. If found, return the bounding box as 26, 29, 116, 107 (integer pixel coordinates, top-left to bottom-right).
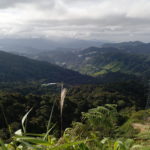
30, 46, 150, 80
103, 41, 150, 55
0, 38, 104, 55
0, 51, 98, 84
103, 41, 144, 48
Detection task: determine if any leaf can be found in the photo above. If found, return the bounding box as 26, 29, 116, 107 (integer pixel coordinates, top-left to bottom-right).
14, 135, 52, 146
22, 108, 33, 133
50, 140, 87, 150
114, 141, 126, 150
44, 124, 56, 140
78, 143, 90, 150
124, 139, 134, 149
15, 129, 22, 136
101, 138, 109, 144
0, 140, 8, 150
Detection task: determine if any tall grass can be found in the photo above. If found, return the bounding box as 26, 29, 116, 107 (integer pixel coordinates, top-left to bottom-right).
41, 82, 67, 137
0, 105, 12, 137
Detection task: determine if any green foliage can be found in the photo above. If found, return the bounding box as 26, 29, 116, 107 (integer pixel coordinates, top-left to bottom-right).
0, 80, 147, 140
64, 104, 118, 141
82, 104, 117, 137
0, 103, 150, 149
117, 109, 150, 138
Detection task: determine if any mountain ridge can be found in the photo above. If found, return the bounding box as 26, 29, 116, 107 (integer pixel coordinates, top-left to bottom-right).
0, 50, 98, 84
29, 44, 150, 80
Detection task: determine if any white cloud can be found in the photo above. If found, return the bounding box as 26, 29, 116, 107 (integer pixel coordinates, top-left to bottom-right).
0, 0, 150, 41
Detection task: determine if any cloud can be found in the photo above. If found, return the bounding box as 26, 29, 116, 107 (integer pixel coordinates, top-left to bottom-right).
0, 0, 150, 41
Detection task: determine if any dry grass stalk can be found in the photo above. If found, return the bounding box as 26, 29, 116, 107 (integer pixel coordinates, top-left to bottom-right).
60, 87, 67, 136
60, 88, 67, 117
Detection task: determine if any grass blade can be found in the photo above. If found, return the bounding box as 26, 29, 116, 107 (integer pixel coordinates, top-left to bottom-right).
22, 108, 33, 133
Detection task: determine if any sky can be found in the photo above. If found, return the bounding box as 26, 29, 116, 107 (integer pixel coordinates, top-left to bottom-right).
0, 0, 150, 42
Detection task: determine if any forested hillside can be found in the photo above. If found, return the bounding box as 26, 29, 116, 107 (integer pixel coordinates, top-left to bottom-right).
0, 51, 97, 84
0, 80, 147, 139
0, 79, 150, 149
31, 45, 150, 79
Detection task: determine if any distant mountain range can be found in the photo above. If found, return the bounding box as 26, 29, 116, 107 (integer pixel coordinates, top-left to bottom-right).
103, 41, 150, 55
0, 38, 104, 54
0, 51, 98, 84
29, 41, 150, 80
0, 40, 149, 84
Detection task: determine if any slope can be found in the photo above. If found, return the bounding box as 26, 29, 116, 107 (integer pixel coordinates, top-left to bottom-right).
31, 47, 150, 79
0, 51, 97, 84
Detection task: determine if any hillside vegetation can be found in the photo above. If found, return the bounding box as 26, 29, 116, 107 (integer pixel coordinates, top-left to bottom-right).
31, 42, 150, 80
0, 81, 150, 149
0, 51, 97, 84
0, 80, 147, 139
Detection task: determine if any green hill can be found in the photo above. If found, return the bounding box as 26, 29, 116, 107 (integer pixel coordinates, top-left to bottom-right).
32, 47, 150, 80
0, 51, 97, 84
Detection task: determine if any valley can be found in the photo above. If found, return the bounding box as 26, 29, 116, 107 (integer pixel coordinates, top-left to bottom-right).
0, 41, 150, 149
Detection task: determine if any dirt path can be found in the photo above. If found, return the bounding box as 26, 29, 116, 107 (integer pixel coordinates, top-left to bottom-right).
132, 123, 150, 133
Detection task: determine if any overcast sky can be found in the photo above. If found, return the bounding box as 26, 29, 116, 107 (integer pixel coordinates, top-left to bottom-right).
0, 0, 150, 42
